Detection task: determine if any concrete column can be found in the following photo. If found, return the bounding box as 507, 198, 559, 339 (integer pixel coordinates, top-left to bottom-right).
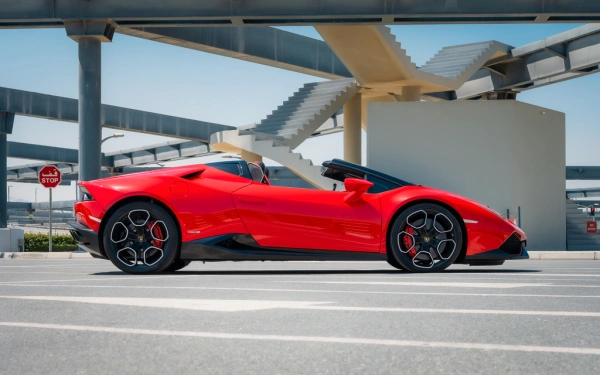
343, 93, 362, 164
401, 86, 421, 102
64, 21, 115, 200
0, 111, 15, 229
241, 150, 263, 163
78, 38, 102, 183
0, 133, 7, 228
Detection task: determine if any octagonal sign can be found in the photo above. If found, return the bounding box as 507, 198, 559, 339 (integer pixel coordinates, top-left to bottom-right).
38, 165, 62, 188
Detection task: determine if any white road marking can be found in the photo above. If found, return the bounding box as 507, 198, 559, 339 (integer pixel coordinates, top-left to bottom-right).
2, 296, 600, 317
277, 280, 600, 288
1, 322, 600, 355
277, 281, 550, 288
302, 306, 600, 317
0, 274, 200, 285
0, 296, 330, 312
3, 283, 600, 299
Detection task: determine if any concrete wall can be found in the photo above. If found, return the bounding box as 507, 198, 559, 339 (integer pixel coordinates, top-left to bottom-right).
367, 101, 566, 250
0, 228, 25, 252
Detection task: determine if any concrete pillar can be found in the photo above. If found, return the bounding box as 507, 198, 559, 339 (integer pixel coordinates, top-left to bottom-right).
0, 133, 7, 228
64, 21, 115, 199
78, 38, 102, 183
241, 150, 263, 163
343, 93, 362, 164
401, 86, 421, 102
0, 111, 15, 229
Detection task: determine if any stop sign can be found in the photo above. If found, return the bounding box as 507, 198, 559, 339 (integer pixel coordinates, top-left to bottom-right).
38, 165, 62, 188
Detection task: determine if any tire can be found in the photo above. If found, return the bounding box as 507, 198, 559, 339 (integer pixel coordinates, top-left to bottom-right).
165, 260, 191, 272
389, 203, 463, 273
103, 202, 180, 274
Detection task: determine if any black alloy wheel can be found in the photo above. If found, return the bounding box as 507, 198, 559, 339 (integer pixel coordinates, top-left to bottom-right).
103, 202, 180, 274
388, 203, 463, 272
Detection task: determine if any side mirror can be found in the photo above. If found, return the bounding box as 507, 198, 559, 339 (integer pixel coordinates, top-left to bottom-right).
344, 178, 374, 203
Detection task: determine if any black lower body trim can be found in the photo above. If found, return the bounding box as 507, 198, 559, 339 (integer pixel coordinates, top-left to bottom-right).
68, 222, 106, 260
464, 248, 529, 264
181, 234, 387, 261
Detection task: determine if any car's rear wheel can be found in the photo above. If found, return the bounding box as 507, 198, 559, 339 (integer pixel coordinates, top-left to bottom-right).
103, 202, 180, 274
389, 203, 463, 273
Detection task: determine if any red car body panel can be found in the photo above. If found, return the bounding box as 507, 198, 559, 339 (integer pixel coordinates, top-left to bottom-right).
72, 161, 527, 263
233, 183, 381, 251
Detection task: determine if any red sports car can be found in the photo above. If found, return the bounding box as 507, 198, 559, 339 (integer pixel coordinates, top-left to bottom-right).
70, 159, 528, 274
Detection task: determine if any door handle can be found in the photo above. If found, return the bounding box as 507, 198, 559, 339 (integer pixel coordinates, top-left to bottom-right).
239, 197, 265, 204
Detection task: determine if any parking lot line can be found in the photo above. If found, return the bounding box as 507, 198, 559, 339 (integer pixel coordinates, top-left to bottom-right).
2, 283, 600, 299
2, 322, 600, 356
2, 295, 600, 317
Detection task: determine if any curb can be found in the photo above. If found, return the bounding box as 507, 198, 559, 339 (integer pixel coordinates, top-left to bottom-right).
526, 251, 600, 260
0, 252, 93, 259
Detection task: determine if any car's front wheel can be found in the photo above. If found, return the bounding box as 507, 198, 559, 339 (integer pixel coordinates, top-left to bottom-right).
388, 203, 463, 273
103, 202, 180, 274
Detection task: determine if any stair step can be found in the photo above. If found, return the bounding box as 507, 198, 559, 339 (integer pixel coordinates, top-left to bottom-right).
269, 102, 329, 116
262, 111, 319, 124
421, 54, 484, 68
277, 92, 340, 110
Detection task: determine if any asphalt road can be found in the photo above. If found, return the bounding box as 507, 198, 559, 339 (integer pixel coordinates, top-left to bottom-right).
1, 259, 600, 374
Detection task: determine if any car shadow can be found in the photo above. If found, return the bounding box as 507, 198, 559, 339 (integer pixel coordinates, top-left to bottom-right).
91, 268, 541, 276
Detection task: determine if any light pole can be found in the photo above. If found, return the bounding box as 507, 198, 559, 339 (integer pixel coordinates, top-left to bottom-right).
7, 185, 11, 202
101, 132, 124, 145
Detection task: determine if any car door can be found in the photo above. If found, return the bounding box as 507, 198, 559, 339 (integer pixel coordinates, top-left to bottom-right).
232, 182, 381, 252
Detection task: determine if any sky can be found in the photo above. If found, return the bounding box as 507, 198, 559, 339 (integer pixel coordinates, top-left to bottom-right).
1, 23, 600, 202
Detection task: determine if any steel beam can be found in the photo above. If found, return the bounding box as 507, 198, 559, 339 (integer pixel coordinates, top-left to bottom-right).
6, 140, 213, 177
0, 86, 234, 141
119, 26, 351, 80
3, 1, 600, 27
7, 141, 80, 164
567, 166, 600, 180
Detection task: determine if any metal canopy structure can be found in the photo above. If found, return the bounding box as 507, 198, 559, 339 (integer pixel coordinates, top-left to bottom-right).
7, 139, 214, 180
433, 24, 600, 100
7, 164, 159, 184
567, 166, 600, 180
119, 26, 351, 80
2, 0, 600, 28
118, 23, 600, 101
0, 87, 234, 142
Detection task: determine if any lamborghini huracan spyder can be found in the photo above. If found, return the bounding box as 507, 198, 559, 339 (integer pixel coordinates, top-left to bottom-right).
69, 159, 528, 274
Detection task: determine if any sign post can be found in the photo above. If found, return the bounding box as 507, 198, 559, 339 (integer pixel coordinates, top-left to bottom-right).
38, 166, 62, 252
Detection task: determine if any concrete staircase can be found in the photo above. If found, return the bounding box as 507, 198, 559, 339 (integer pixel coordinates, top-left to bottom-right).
566, 199, 600, 250
210, 131, 337, 190
419, 41, 512, 81
211, 78, 359, 189
240, 78, 358, 150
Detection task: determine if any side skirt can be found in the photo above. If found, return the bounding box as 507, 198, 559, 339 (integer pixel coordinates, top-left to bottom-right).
180, 234, 387, 262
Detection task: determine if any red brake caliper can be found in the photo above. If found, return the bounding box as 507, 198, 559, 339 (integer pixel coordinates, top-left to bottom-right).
402, 226, 417, 258
148, 221, 164, 249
